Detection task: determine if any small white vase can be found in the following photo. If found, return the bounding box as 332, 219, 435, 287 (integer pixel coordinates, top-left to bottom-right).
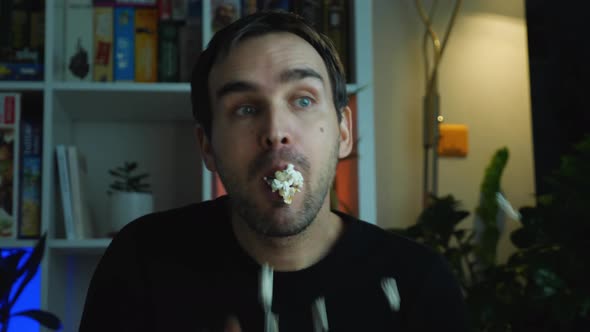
110, 192, 154, 233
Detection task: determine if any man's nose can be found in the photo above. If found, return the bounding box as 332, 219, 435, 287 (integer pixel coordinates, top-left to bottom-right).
260, 107, 292, 149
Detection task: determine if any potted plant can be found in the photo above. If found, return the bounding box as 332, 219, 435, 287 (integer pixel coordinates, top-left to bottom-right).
391, 138, 590, 331
0, 234, 61, 332
108, 161, 153, 234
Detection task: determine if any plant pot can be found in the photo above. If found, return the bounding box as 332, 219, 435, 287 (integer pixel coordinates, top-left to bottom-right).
110, 192, 154, 233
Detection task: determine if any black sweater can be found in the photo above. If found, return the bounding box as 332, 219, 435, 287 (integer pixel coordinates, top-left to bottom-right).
80, 196, 469, 331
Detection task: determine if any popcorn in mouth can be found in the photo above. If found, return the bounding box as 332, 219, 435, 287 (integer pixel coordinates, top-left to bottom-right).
263, 164, 304, 204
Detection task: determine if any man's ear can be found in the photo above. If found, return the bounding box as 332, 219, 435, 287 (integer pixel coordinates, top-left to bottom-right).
338, 106, 353, 159
196, 125, 217, 172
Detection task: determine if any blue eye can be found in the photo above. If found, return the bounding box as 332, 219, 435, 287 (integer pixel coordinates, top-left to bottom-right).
235, 105, 257, 116
295, 96, 313, 109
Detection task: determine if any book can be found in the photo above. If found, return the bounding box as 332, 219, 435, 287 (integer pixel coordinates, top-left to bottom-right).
114, 7, 135, 81
171, 0, 187, 20
0, 0, 12, 61
186, 0, 202, 25
55, 145, 75, 240
64, 0, 94, 81
158, 0, 172, 20
257, 0, 290, 11
9, 0, 30, 52
178, 24, 201, 82
135, 8, 158, 82
211, 0, 241, 33
18, 94, 42, 239
116, 0, 157, 5
0, 0, 45, 81
242, 0, 257, 16
294, 0, 323, 32
0, 62, 44, 81
67, 146, 94, 239
0, 93, 21, 239
158, 21, 179, 82
94, 5, 114, 82
323, 0, 350, 80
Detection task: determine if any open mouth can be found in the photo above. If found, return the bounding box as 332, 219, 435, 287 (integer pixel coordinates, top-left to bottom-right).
263, 164, 304, 204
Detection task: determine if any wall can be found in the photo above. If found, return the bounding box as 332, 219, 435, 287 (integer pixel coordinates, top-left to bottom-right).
372, 0, 535, 262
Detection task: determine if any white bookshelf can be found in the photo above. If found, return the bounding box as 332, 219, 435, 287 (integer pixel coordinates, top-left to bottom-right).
0, 1, 375, 331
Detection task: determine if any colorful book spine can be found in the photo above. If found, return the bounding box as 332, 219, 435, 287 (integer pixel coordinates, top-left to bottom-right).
18, 96, 42, 239
0, 0, 45, 81
65, 0, 94, 81
0, 93, 21, 239
94, 5, 114, 82
158, 0, 172, 20
158, 21, 179, 82
134, 8, 158, 82
114, 7, 135, 81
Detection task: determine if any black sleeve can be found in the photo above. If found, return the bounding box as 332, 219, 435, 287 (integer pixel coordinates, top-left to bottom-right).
79, 221, 152, 332
406, 254, 471, 332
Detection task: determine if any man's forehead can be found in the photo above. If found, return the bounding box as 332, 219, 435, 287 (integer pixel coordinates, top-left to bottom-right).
209, 32, 328, 83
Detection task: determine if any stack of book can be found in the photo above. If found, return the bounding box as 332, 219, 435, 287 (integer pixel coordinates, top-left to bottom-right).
55, 145, 95, 240
0, 0, 45, 81
63, 0, 353, 83
65, 0, 203, 83
0, 92, 43, 240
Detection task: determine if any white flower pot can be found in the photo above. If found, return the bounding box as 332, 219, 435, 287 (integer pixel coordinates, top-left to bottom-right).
110, 192, 154, 233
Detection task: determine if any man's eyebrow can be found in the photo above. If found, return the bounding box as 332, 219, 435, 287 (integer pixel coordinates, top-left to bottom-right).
215, 81, 259, 100
279, 68, 324, 84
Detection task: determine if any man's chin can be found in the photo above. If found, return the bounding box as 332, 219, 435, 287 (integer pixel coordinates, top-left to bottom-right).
246, 206, 310, 237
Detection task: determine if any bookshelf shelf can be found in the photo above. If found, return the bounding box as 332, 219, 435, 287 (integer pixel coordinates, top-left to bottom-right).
48, 238, 111, 255
0, 81, 45, 91
54, 86, 193, 121
0, 239, 37, 249
24, 1, 376, 331
52, 81, 191, 93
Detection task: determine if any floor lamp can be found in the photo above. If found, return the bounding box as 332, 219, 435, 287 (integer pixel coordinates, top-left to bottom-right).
415, 0, 463, 207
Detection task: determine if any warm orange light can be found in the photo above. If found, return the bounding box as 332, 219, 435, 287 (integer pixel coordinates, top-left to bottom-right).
438, 123, 468, 157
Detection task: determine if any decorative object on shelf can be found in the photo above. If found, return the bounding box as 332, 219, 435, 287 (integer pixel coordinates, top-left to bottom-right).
0, 234, 62, 332
108, 161, 153, 235
414, 0, 463, 207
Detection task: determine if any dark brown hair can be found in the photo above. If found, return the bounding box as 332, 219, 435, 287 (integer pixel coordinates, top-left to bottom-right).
190, 10, 348, 139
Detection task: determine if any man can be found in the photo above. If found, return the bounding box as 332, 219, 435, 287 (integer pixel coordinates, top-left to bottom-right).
80, 11, 468, 332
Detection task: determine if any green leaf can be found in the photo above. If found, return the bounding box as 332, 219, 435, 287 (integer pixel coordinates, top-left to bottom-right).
125, 162, 138, 171
108, 170, 124, 178
130, 173, 149, 181
11, 309, 62, 330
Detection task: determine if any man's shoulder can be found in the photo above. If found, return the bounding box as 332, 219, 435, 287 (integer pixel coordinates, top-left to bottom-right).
115, 196, 230, 251
340, 213, 442, 275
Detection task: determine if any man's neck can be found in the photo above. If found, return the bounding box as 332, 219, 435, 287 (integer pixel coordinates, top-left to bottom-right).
231, 204, 344, 272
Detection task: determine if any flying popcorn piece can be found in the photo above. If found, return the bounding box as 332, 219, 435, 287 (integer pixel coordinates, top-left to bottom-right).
264, 164, 304, 204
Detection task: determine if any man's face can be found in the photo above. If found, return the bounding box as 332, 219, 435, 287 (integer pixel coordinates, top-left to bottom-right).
199, 32, 352, 237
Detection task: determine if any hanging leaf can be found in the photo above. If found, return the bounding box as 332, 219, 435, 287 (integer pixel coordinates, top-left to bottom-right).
0, 250, 26, 307
11, 309, 62, 330
9, 234, 46, 308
